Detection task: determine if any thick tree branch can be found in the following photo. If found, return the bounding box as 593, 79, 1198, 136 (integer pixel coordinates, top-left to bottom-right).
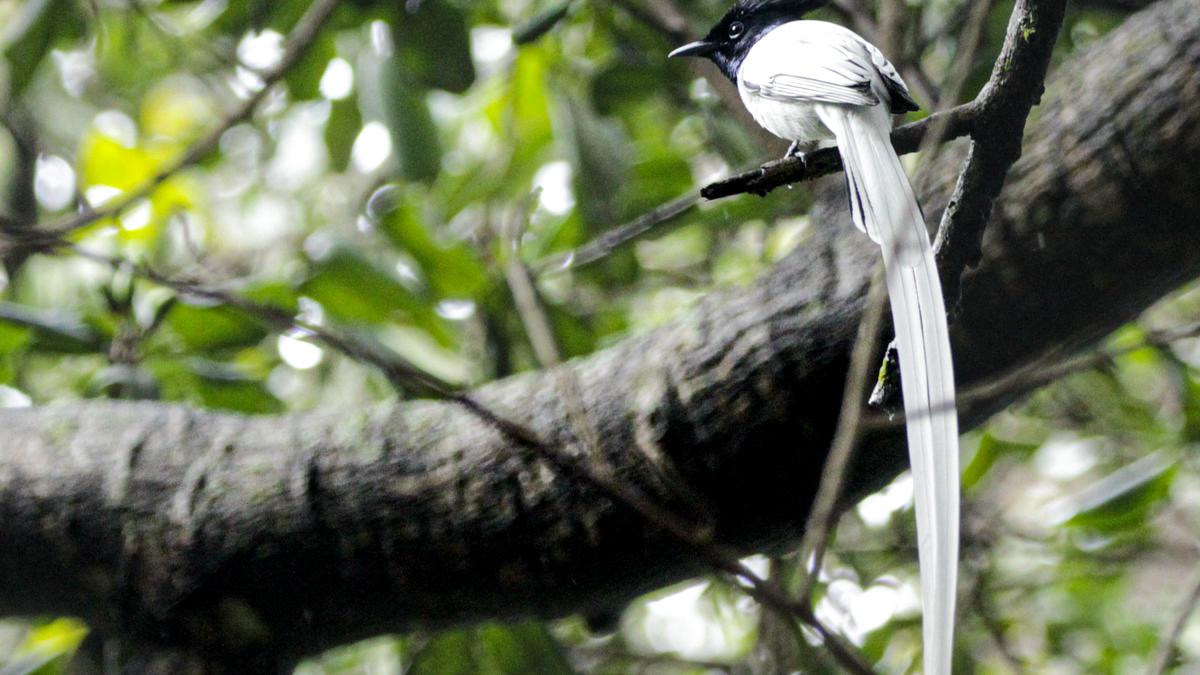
1, 0, 1200, 670
933, 0, 1068, 307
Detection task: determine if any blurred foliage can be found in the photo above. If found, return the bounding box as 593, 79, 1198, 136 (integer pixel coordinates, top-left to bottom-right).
0, 0, 1190, 673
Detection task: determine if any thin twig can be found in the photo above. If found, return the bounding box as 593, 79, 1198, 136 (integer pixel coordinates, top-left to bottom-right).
534, 193, 698, 274
796, 266, 889, 600
1146, 567, 1200, 675
69, 246, 464, 398
534, 100, 978, 276
913, 0, 1001, 189
509, 193, 720, 540
500, 195, 611, 465
533, 103, 975, 276
533, 6, 984, 271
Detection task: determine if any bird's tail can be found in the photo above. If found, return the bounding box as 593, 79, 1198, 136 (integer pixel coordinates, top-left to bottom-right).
818, 105, 960, 675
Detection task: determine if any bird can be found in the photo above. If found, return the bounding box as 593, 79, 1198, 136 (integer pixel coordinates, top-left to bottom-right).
669, 2, 960, 672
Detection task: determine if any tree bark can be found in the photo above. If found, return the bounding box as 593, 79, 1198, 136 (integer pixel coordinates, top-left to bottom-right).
2, 0, 1200, 669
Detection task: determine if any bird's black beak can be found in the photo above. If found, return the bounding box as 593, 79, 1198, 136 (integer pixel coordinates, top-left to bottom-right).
668, 41, 719, 59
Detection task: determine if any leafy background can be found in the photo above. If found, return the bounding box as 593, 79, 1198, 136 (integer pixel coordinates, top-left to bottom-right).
0, 0, 1193, 673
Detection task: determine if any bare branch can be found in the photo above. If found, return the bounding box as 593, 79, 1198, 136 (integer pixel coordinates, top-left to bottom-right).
913, 0, 1002, 186
874, 0, 1002, 403
700, 105, 979, 200
1146, 567, 1200, 675
933, 0, 1069, 307
535, 193, 698, 274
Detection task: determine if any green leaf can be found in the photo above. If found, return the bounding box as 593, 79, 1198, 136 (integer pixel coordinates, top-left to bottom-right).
590, 60, 663, 116
326, 96, 363, 173
0, 302, 104, 354
513, 2, 574, 45
208, 0, 307, 35
3, 0, 84, 99
1064, 453, 1177, 532
476, 623, 576, 674
207, 0, 270, 33
165, 284, 295, 352
508, 47, 553, 165
154, 360, 284, 415
961, 432, 1039, 489
408, 624, 576, 675
0, 319, 33, 355
544, 302, 595, 359
390, 0, 476, 94
377, 64, 442, 183
628, 155, 694, 216
408, 632, 476, 675
1182, 370, 1200, 443
285, 32, 336, 101
193, 371, 284, 415
369, 186, 486, 298
8, 618, 89, 675
299, 247, 453, 346
167, 302, 269, 353
560, 96, 633, 228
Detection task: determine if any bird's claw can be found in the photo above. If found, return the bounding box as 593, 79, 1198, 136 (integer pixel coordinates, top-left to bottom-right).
784, 140, 809, 165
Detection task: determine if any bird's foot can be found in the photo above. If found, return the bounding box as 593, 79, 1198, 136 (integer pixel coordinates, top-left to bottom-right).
784, 140, 813, 164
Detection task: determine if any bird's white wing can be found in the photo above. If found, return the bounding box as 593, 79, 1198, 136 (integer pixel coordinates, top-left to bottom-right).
740, 21, 918, 113
750, 72, 878, 106
859, 37, 920, 112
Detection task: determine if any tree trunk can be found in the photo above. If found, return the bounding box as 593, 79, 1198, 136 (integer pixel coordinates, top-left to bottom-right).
1, 0, 1199, 669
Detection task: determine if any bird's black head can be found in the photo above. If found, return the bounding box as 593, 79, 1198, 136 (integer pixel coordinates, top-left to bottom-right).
668, 1, 825, 83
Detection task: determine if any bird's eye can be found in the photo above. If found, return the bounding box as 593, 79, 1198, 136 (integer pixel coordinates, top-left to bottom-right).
728, 21, 746, 39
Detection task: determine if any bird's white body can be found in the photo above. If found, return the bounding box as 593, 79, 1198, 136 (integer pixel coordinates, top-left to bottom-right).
737, 78, 832, 144
736, 22, 899, 144
735, 19, 962, 675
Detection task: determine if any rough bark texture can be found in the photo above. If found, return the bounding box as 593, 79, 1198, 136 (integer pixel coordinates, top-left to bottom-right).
3, 0, 1200, 670
933, 0, 1067, 306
